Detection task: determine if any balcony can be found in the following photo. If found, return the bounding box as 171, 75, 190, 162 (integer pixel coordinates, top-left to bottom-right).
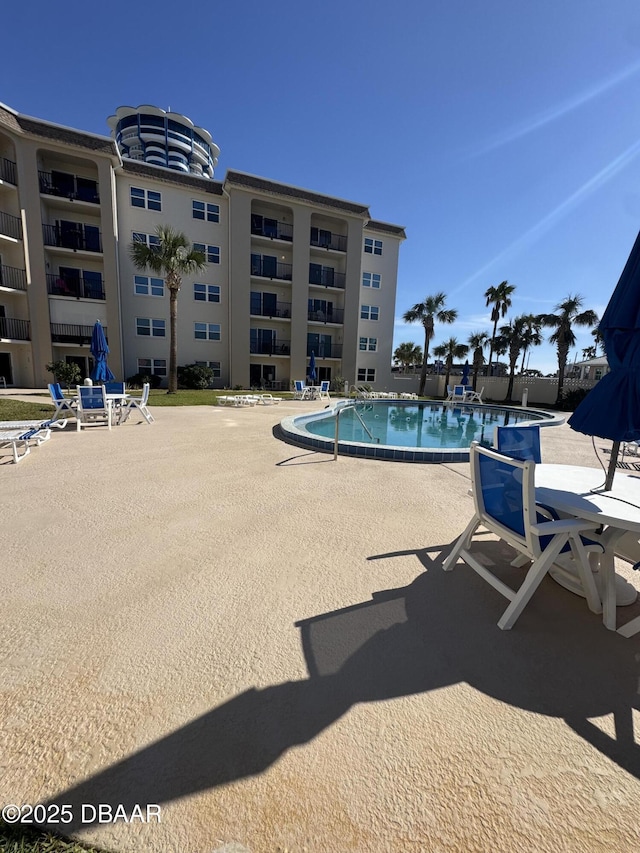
250, 339, 291, 356
310, 228, 347, 252
39, 170, 100, 204
47, 273, 105, 300
43, 223, 102, 253
50, 323, 106, 346
250, 256, 292, 281
250, 300, 291, 319
308, 307, 344, 324
0, 158, 17, 185
0, 264, 27, 291
0, 317, 30, 340
251, 216, 293, 242
307, 343, 342, 359
308, 265, 345, 289
0, 210, 23, 240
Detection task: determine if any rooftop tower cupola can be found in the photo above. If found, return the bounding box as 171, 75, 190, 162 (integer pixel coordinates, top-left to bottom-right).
107, 105, 220, 179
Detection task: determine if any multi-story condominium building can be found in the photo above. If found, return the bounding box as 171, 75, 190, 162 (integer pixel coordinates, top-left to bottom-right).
0, 102, 405, 391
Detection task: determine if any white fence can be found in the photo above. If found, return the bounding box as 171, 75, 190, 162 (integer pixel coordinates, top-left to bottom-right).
383, 372, 598, 406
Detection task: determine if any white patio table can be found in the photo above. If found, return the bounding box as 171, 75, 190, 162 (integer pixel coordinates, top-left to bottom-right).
105, 392, 130, 425
535, 464, 640, 635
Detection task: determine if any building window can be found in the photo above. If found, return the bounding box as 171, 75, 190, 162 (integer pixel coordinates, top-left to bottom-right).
192, 200, 220, 222
360, 305, 379, 320
136, 318, 165, 337
193, 242, 220, 264
130, 187, 162, 211
132, 231, 160, 248
364, 238, 382, 255
359, 337, 378, 352
194, 283, 220, 302
134, 275, 164, 297
362, 272, 381, 288
357, 368, 376, 383
195, 360, 221, 378
195, 322, 221, 340
138, 358, 167, 376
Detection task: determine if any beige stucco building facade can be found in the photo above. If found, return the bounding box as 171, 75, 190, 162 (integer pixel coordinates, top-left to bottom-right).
0, 102, 404, 391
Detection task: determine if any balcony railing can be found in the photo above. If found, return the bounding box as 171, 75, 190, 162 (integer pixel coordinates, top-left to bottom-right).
42, 223, 103, 253
307, 343, 342, 358
38, 171, 100, 204
250, 300, 291, 319
308, 307, 344, 324
47, 273, 105, 300
0, 317, 30, 340
308, 268, 346, 289
0, 264, 27, 291
250, 258, 292, 281
251, 218, 293, 242
0, 210, 23, 240
250, 338, 291, 356
50, 323, 106, 345
0, 158, 17, 185
310, 231, 347, 252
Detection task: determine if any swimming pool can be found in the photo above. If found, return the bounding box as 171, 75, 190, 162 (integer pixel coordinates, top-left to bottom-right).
279, 399, 563, 462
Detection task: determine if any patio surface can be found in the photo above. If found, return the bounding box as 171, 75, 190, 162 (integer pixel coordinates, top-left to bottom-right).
1, 395, 640, 852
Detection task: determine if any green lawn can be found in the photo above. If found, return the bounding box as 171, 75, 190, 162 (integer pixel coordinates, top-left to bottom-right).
0, 819, 109, 852
0, 390, 298, 421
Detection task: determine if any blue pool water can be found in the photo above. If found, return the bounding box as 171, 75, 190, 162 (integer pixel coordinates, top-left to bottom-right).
307, 401, 547, 448
279, 400, 561, 462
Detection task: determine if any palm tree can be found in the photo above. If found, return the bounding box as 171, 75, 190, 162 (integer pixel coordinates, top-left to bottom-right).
518, 314, 543, 373
130, 226, 206, 394
403, 293, 457, 396
592, 327, 604, 356
496, 316, 527, 402
484, 280, 515, 374
393, 342, 423, 373
433, 337, 469, 390
467, 331, 489, 390
539, 294, 599, 404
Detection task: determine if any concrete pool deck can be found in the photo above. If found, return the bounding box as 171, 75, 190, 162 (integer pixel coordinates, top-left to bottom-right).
1, 396, 640, 852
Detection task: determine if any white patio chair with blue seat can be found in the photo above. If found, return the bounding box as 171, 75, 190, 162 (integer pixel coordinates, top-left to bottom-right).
442, 442, 604, 630
494, 424, 542, 463
465, 385, 484, 403
121, 382, 154, 423
294, 380, 309, 400
318, 380, 331, 400
76, 384, 113, 430
48, 383, 77, 421
446, 385, 467, 404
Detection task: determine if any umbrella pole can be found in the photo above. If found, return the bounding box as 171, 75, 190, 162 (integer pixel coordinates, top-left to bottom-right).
605, 441, 620, 491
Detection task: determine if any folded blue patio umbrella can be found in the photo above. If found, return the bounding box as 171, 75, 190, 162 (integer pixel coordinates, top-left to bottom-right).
308, 351, 317, 383
89, 320, 115, 382
461, 360, 470, 386
568, 229, 640, 488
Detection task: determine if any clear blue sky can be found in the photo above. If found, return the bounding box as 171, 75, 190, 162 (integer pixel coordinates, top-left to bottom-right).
5, 0, 640, 373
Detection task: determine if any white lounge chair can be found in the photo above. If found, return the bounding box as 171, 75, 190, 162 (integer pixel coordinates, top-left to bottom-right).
0, 419, 67, 463
122, 383, 154, 423
76, 385, 113, 431
443, 442, 604, 629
